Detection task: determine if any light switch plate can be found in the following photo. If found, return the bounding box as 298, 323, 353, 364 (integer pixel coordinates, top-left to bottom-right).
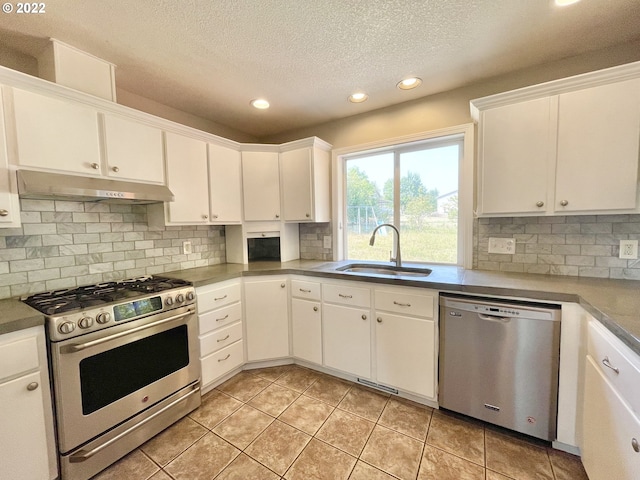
182, 241, 192, 255
323, 236, 332, 249
488, 237, 516, 255
619, 239, 638, 259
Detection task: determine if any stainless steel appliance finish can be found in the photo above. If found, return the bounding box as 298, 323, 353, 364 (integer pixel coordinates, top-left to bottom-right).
17, 169, 174, 204
439, 294, 561, 441
23, 276, 201, 480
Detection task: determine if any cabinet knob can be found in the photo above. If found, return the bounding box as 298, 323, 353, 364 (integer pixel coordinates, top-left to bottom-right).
112, 166, 120, 173
275, 214, 280, 219
560, 200, 569, 207
27, 382, 39, 391
536, 201, 544, 208
633, 438, 639, 453
313, 306, 318, 312
305, 213, 310, 218
0, 209, 8, 217
361, 314, 367, 320
281, 283, 286, 288
202, 214, 208, 219
90, 162, 100, 170
212, 214, 218, 219
377, 317, 382, 323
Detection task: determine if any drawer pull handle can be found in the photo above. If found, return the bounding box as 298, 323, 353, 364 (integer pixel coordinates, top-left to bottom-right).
218, 354, 231, 362
299, 288, 311, 293
393, 301, 411, 307
339, 294, 353, 299
27, 382, 39, 391
217, 335, 230, 343
602, 356, 619, 374
214, 294, 228, 301
216, 314, 229, 322
632, 438, 639, 453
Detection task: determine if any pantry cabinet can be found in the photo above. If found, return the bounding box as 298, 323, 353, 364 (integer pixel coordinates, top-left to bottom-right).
8, 87, 102, 175
244, 277, 289, 361
242, 150, 281, 221
0, 326, 57, 480
102, 113, 165, 184
474, 69, 640, 216
0, 88, 19, 228
208, 142, 243, 224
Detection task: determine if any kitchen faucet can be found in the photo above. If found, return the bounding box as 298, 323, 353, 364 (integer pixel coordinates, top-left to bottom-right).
369, 223, 402, 268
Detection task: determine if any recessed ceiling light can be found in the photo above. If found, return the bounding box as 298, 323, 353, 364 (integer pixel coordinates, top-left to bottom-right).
397, 77, 422, 90
349, 92, 368, 103
251, 98, 270, 109
555, 0, 581, 6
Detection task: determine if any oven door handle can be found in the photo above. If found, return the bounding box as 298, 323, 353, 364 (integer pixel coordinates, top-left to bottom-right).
69, 383, 201, 463
61, 308, 195, 354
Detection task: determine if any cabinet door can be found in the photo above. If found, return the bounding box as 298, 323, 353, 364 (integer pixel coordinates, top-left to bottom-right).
165, 132, 210, 223
102, 114, 164, 184
244, 278, 289, 361
555, 79, 640, 212
10, 88, 102, 174
0, 371, 52, 480
281, 147, 313, 221
291, 298, 322, 364
322, 303, 371, 378
582, 356, 640, 480
208, 143, 242, 223
479, 97, 553, 215
0, 89, 19, 227
375, 313, 435, 398
242, 151, 280, 221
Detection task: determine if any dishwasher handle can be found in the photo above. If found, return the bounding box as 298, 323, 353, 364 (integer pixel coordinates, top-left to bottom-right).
478, 313, 511, 323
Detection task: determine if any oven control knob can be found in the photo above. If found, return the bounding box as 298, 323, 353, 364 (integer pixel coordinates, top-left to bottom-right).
78, 316, 94, 329
175, 293, 185, 304
186, 291, 195, 301
96, 312, 111, 324
165, 296, 174, 306
58, 321, 76, 335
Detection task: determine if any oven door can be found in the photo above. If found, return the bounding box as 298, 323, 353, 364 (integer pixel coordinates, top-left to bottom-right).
50, 305, 200, 453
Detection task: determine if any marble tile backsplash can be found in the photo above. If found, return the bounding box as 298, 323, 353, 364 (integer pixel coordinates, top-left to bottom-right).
299, 222, 333, 261
0, 199, 226, 299
473, 214, 640, 279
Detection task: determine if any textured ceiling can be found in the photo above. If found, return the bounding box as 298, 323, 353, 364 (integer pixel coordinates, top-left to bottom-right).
1, 0, 640, 138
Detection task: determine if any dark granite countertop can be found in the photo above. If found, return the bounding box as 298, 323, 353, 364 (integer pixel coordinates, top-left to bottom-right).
0, 298, 46, 335
166, 260, 640, 356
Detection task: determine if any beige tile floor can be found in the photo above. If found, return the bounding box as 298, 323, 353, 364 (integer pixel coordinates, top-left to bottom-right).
93, 365, 589, 480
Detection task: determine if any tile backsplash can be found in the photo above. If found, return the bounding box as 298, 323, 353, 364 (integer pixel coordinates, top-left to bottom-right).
474, 214, 640, 279
0, 199, 226, 299
299, 222, 333, 261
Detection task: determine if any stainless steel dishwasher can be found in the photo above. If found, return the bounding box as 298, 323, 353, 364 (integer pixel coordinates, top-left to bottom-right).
439, 294, 561, 441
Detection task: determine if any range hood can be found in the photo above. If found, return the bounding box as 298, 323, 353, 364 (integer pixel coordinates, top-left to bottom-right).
17, 170, 174, 204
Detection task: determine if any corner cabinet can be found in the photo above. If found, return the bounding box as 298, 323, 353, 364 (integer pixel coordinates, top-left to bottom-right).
0, 87, 20, 227
473, 63, 640, 216
0, 326, 57, 480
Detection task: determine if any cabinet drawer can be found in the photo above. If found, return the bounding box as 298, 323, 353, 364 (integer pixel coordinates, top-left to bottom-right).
199, 302, 242, 334
291, 280, 321, 301
0, 334, 39, 381
200, 322, 242, 356
196, 281, 241, 313
375, 289, 434, 318
201, 340, 244, 387
323, 283, 370, 308
588, 320, 640, 416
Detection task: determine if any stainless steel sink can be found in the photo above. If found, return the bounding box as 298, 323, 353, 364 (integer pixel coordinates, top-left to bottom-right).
336, 263, 432, 277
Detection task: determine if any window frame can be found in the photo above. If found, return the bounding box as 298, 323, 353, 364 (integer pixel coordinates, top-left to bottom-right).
332, 124, 474, 267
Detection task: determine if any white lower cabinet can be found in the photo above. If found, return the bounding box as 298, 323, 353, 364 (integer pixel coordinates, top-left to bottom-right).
581, 320, 640, 480
244, 277, 290, 361
197, 280, 244, 389
0, 326, 57, 480
323, 303, 372, 378
291, 279, 322, 365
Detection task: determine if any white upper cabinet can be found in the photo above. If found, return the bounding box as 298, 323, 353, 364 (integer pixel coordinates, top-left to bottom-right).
102, 114, 164, 184
208, 142, 242, 224
164, 132, 210, 224
473, 63, 640, 217
281, 143, 331, 222
242, 150, 280, 221
9, 87, 102, 175
0, 88, 20, 227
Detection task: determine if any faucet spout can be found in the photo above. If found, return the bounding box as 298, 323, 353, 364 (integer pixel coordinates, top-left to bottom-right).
369, 223, 402, 268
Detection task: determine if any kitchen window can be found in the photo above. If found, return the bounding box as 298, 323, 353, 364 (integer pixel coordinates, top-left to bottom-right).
333, 125, 474, 267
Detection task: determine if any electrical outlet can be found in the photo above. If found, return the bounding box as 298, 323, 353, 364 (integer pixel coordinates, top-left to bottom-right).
323, 235, 332, 249
182, 241, 192, 255
488, 237, 516, 255
619, 239, 638, 259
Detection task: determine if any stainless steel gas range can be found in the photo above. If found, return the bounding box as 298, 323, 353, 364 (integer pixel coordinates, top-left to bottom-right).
23, 275, 201, 480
